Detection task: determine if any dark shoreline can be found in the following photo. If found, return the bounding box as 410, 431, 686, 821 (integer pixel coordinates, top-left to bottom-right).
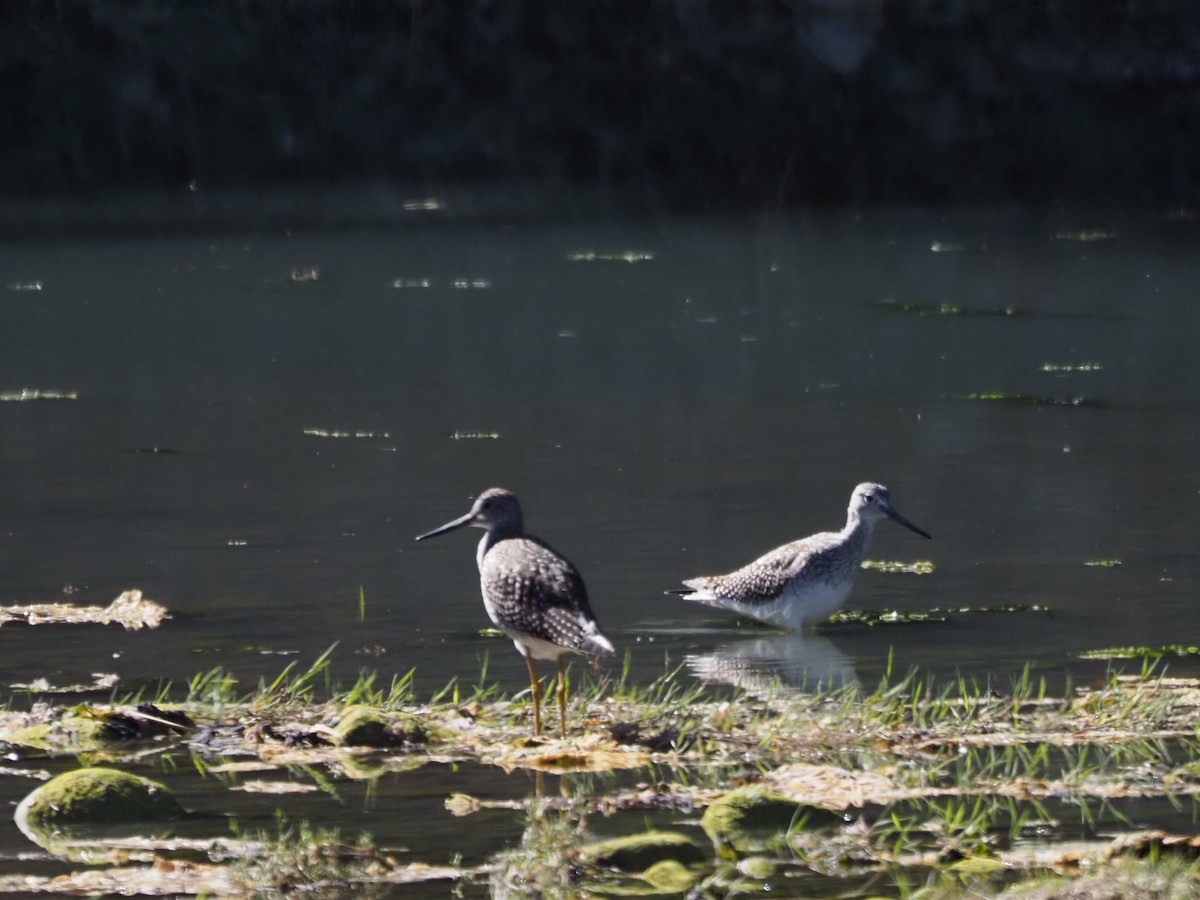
3, 2, 1198, 212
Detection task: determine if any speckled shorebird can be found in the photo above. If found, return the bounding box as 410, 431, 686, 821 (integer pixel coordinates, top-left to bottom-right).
671, 482, 931, 631
416, 487, 614, 737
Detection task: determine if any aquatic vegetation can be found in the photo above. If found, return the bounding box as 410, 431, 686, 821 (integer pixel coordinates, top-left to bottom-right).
861, 559, 936, 574
577, 830, 707, 870
956, 392, 1101, 407
1079, 645, 1200, 660
1051, 228, 1117, 242
828, 607, 949, 626
567, 250, 655, 262
873, 299, 1025, 317
827, 603, 1045, 628
302, 427, 391, 439
0, 650, 1197, 897
1041, 361, 1104, 373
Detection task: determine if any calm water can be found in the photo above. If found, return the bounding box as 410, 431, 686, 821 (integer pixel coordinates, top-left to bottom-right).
1, 206, 1198, 886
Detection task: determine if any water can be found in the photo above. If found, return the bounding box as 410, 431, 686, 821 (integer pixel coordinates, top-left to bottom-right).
1, 206, 1198, 886
3, 209, 1196, 697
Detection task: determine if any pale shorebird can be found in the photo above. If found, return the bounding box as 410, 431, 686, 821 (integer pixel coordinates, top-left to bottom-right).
671, 482, 931, 631
416, 487, 614, 737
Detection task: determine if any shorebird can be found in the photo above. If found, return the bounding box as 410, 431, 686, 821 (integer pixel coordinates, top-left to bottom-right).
671, 482, 931, 631
416, 487, 614, 737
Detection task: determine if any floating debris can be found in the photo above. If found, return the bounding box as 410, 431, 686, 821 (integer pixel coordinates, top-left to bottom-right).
1079, 645, 1200, 660
402, 197, 446, 211
6, 281, 42, 291
123, 446, 179, 455
1052, 229, 1116, 242
0, 388, 78, 402
567, 250, 655, 263
452, 278, 492, 289
290, 266, 320, 283
496, 734, 651, 774
392, 278, 432, 289
955, 392, 1101, 407
447, 430, 502, 440
1084, 559, 1122, 568
861, 559, 936, 575
227, 539, 248, 547
929, 241, 966, 253
873, 300, 1025, 317
1041, 362, 1104, 373
303, 428, 391, 439
445, 792, 524, 816
10, 673, 119, 694
943, 603, 1050, 615
0, 590, 168, 630
232, 781, 320, 794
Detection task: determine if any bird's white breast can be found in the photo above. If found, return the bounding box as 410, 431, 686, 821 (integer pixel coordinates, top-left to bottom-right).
748, 579, 852, 630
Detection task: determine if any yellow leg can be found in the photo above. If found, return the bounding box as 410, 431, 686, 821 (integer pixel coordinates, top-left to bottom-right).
524, 654, 542, 736
556, 657, 567, 738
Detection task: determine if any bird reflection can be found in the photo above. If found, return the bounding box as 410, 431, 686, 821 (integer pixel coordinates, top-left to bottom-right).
686, 631, 857, 696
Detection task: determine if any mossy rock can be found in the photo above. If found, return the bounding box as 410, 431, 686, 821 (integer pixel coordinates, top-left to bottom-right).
579, 830, 707, 872
701, 786, 845, 854
334, 705, 437, 747
642, 859, 700, 892
16, 767, 186, 844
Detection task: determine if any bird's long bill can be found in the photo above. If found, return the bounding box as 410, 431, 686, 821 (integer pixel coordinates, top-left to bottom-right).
888, 508, 932, 540
414, 511, 474, 541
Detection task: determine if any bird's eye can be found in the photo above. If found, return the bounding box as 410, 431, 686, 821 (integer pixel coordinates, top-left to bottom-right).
864, 494, 875, 503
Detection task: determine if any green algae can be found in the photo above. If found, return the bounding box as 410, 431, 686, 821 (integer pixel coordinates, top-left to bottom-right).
955, 392, 1101, 407
334, 704, 453, 747
579, 830, 707, 871
861, 559, 936, 574
700, 786, 845, 854
642, 858, 700, 891
827, 607, 950, 626
1079, 644, 1200, 660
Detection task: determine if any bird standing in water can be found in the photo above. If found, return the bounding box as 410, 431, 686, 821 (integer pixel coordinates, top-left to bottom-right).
672, 482, 931, 631
416, 487, 614, 737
